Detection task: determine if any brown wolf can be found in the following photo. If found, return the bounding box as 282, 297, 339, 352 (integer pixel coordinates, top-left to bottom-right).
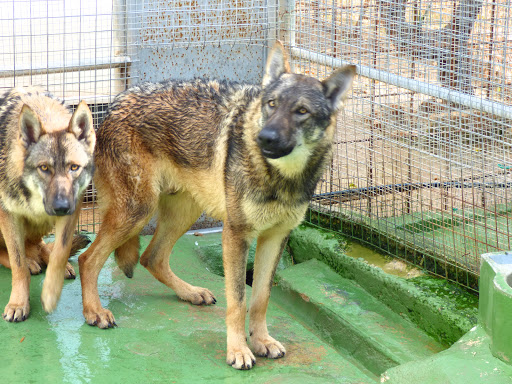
0, 87, 95, 322
78, 42, 355, 369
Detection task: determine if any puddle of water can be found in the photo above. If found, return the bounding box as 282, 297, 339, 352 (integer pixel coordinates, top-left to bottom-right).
345, 242, 424, 279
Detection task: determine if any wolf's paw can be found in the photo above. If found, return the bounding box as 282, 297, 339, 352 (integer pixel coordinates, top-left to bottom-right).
251, 335, 286, 359
227, 344, 256, 370
84, 308, 117, 329
177, 286, 216, 306
64, 262, 76, 279
41, 278, 64, 313
27, 259, 43, 275
3, 302, 30, 322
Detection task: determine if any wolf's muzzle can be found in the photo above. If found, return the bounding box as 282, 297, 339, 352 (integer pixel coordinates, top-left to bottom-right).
257, 128, 294, 159
48, 197, 74, 216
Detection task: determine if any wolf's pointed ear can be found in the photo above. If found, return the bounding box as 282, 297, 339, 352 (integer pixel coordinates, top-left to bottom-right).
262, 41, 291, 88
69, 100, 95, 152
19, 104, 43, 148
322, 65, 357, 111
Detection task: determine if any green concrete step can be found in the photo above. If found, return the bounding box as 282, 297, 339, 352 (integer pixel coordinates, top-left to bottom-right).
289, 224, 479, 345
273, 259, 446, 376
0, 234, 377, 383
382, 326, 512, 384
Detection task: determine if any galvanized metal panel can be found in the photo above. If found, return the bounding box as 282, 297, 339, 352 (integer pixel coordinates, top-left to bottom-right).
127, 0, 276, 83
133, 44, 266, 83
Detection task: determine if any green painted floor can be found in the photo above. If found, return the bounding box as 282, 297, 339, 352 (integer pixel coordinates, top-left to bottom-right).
0, 233, 378, 384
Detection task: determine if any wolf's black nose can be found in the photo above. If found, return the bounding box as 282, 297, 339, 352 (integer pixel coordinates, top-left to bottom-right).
257, 128, 294, 159
52, 198, 71, 216
257, 128, 280, 149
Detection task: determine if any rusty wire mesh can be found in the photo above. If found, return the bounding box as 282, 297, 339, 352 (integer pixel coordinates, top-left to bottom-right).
288, 0, 512, 291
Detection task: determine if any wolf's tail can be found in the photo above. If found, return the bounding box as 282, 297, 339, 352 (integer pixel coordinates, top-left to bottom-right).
114, 236, 141, 279
46, 234, 91, 257
70, 234, 91, 256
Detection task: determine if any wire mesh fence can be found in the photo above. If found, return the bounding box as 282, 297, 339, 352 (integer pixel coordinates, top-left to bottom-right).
288, 0, 512, 291
127, 0, 275, 48
1, 0, 511, 291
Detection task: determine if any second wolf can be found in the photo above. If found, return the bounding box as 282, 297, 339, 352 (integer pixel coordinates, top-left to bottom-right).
78, 42, 356, 369
0, 88, 95, 322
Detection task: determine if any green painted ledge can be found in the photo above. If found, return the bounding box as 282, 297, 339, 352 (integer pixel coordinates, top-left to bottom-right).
0, 226, 502, 383
287, 224, 478, 345
478, 252, 512, 364
381, 326, 512, 384
382, 250, 512, 384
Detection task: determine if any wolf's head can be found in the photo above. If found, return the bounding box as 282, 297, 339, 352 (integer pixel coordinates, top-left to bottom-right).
257, 42, 356, 177
19, 100, 95, 216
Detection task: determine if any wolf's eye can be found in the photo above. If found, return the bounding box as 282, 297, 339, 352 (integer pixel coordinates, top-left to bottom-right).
268, 100, 276, 107
297, 107, 308, 115
70, 164, 80, 172
39, 164, 49, 172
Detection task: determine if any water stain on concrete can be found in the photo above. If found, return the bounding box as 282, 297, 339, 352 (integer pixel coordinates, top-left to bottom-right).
346, 242, 424, 279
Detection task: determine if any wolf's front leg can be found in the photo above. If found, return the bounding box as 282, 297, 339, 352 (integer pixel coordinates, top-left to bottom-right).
41, 209, 80, 313
223, 226, 256, 370
249, 228, 289, 359
0, 211, 30, 322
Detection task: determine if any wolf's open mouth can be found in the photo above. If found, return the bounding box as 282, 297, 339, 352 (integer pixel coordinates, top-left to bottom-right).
260, 146, 294, 159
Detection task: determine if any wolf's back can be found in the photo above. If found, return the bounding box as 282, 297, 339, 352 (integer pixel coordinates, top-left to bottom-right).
96, 79, 261, 169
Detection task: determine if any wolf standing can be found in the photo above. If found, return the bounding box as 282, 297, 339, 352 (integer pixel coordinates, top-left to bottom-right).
0, 87, 95, 322
78, 42, 355, 369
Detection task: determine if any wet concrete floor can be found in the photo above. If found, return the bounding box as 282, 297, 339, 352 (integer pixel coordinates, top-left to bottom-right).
0, 233, 377, 383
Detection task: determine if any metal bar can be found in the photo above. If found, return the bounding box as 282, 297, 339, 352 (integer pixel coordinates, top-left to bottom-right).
313, 181, 512, 203
0, 56, 132, 79
290, 47, 512, 120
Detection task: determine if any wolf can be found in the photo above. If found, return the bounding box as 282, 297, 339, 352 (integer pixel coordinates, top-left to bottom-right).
78, 42, 356, 369
0, 87, 95, 322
